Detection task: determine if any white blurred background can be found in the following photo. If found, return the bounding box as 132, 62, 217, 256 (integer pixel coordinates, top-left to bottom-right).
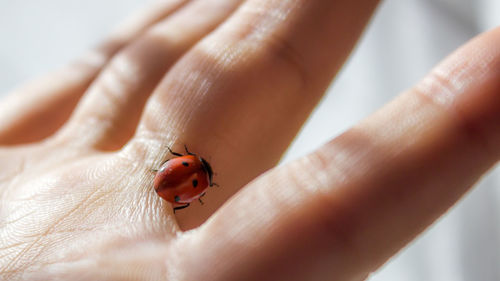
0, 0, 499, 280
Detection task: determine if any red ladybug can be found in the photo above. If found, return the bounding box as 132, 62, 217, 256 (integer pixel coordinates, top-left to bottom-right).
154, 145, 216, 212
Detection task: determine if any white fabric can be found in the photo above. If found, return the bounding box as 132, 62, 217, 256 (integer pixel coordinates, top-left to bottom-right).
0, 0, 498, 280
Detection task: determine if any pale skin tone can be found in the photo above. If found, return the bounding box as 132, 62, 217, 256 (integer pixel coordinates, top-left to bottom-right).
1, 0, 500, 280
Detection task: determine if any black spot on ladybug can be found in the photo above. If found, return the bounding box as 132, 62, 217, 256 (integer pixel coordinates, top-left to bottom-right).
182, 161, 189, 167
175, 195, 180, 202
192, 179, 198, 188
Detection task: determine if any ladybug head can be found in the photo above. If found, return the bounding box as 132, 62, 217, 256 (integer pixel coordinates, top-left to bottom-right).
200, 157, 214, 186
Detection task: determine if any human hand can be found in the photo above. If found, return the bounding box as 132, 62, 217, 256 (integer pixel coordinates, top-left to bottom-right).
1, 0, 500, 280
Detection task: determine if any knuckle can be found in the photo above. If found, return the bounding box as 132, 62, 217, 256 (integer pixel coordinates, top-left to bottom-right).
414, 69, 496, 159
262, 32, 309, 91
285, 152, 360, 254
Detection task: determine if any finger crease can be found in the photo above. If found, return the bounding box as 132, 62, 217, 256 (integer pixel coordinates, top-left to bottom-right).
414, 72, 494, 160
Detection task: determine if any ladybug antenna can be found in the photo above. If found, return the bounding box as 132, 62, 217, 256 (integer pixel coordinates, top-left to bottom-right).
184, 145, 195, 156
167, 146, 183, 157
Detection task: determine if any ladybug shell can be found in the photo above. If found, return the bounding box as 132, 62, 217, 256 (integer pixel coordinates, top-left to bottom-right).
154, 155, 209, 205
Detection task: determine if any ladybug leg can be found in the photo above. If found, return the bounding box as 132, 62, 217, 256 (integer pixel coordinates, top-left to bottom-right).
173, 203, 190, 213
198, 192, 206, 205
210, 182, 219, 187
184, 145, 196, 156
167, 146, 183, 157
159, 158, 171, 167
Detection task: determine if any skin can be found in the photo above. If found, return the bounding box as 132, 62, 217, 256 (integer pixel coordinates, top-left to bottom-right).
0, 0, 499, 280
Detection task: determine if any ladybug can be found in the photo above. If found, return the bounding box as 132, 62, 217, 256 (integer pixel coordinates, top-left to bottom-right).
153, 145, 217, 212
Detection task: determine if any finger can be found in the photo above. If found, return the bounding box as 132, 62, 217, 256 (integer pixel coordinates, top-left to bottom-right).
178, 27, 500, 281
58, 0, 244, 151
130, 0, 379, 228
0, 0, 189, 145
